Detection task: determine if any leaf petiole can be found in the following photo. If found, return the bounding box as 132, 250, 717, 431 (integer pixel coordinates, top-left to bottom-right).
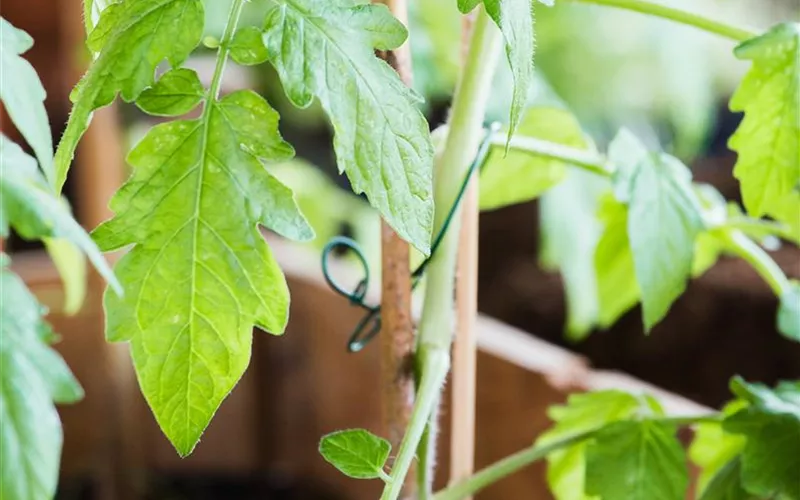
562, 0, 757, 42
490, 133, 614, 178
718, 229, 791, 297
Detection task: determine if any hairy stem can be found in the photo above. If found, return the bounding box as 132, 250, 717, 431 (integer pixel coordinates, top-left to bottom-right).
720, 229, 791, 296
433, 430, 596, 500
381, 350, 449, 500
563, 0, 757, 42
378, 7, 503, 500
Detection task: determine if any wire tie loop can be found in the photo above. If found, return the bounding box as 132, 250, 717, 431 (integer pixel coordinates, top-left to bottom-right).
321, 123, 501, 352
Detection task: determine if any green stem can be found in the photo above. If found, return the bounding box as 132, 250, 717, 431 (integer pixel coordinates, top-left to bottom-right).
563, 0, 757, 42
492, 133, 613, 177
206, 0, 245, 103
433, 431, 596, 500
381, 350, 450, 500
379, 7, 503, 500
721, 229, 790, 296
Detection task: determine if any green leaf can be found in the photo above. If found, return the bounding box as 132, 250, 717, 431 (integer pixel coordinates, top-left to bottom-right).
698, 458, 752, 500
778, 281, 800, 341
229, 26, 269, 66
0, 135, 119, 293
538, 390, 654, 500
585, 420, 688, 500
262, 0, 434, 254
539, 170, 607, 340
0, 18, 54, 184
611, 133, 704, 330
0, 268, 83, 500
479, 107, 585, 211
319, 429, 392, 480
729, 23, 800, 229
135, 68, 205, 117
594, 195, 640, 329
689, 401, 748, 499
457, 0, 540, 138
724, 378, 800, 499
691, 184, 728, 278
54, 0, 205, 191
93, 90, 312, 456
44, 237, 88, 315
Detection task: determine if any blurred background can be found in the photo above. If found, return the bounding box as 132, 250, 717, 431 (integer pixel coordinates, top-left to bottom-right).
1, 0, 799, 498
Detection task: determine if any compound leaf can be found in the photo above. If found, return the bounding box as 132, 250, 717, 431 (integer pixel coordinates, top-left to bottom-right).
480, 107, 586, 211
689, 401, 749, 500
538, 390, 655, 500
93, 90, 311, 456
729, 23, 800, 229
0, 268, 83, 500
585, 420, 688, 500
0, 18, 54, 183
54, 0, 204, 191
135, 67, 205, 117
724, 377, 800, 499
610, 131, 704, 330
0, 135, 118, 292
262, 0, 433, 254
319, 429, 391, 480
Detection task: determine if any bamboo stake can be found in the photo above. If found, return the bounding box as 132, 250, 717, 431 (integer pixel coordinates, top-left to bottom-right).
449, 14, 479, 496
376, 0, 416, 497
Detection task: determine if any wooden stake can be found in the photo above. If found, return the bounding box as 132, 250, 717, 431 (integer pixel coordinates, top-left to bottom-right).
376, 1, 416, 498
450, 14, 479, 496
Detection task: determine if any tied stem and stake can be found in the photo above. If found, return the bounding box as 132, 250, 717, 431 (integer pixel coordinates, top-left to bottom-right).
379, 6, 503, 500
376, 0, 417, 497
449, 12, 480, 498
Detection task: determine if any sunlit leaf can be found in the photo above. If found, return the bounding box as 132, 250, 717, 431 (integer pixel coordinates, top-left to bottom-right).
724, 377, 800, 499
609, 131, 704, 330
594, 195, 639, 329
689, 401, 748, 500
93, 90, 311, 456
55, 0, 204, 191
263, 0, 433, 253
319, 429, 391, 480
480, 107, 586, 210
44, 238, 88, 315
729, 23, 800, 231
585, 420, 688, 500
538, 390, 655, 500
229, 26, 269, 66
135, 68, 205, 117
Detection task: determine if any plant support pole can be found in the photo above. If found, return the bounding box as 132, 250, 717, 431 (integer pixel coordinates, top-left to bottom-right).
379, 7, 503, 500
376, 0, 417, 497
449, 13, 479, 497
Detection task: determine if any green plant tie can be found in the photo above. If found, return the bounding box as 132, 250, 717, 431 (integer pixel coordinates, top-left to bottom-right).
321, 124, 500, 352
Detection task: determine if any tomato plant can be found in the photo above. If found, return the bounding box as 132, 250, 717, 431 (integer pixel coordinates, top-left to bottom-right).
0, 0, 798, 499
